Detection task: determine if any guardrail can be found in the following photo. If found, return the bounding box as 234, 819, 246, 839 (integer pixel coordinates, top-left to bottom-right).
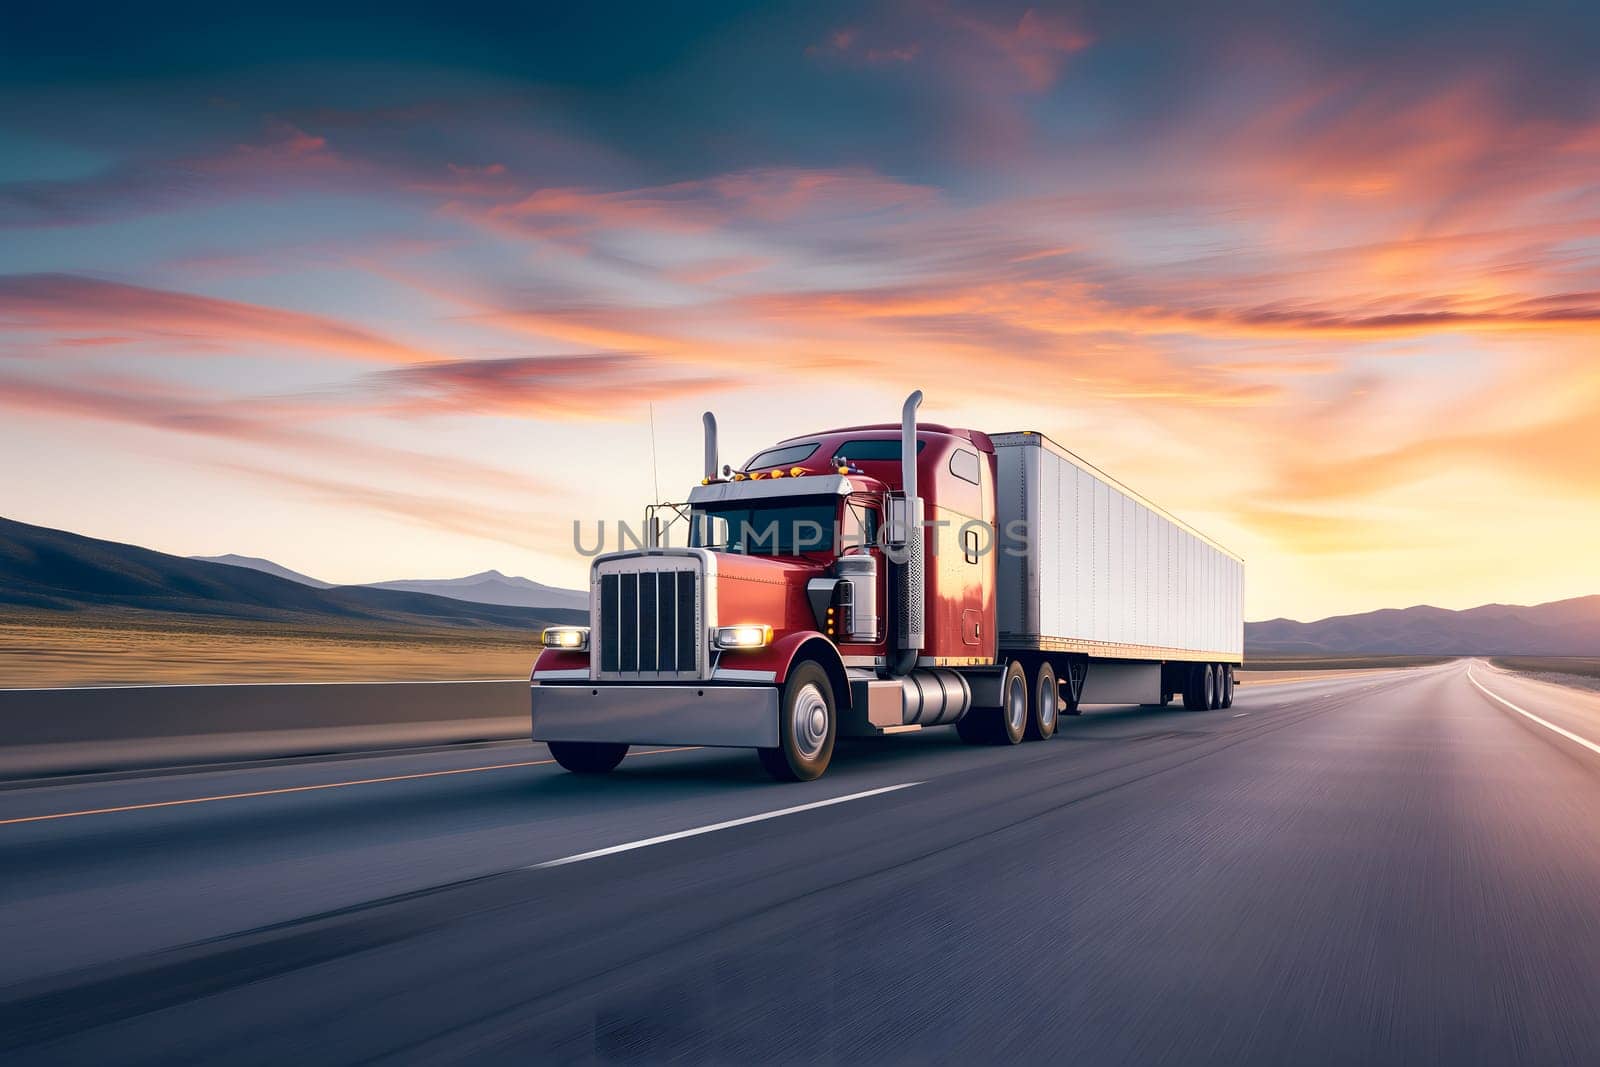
0, 680, 530, 780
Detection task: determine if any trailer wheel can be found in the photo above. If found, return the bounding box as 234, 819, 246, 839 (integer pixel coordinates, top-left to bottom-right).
758, 661, 836, 782
1211, 664, 1226, 709
548, 741, 629, 775
1221, 665, 1235, 708
1025, 661, 1058, 741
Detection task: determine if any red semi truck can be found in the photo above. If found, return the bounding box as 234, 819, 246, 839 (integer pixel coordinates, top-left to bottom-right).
531, 391, 1244, 781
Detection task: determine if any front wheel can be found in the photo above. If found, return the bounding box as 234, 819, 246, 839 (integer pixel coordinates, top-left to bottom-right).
548, 740, 629, 774
758, 661, 836, 782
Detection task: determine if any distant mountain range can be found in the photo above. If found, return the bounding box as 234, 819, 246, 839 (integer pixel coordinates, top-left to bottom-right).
193, 555, 586, 613
1246, 596, 1600, 656
1, 517, 584, 630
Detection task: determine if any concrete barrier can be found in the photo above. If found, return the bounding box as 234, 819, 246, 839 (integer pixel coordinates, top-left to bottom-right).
0, 680, 531, 780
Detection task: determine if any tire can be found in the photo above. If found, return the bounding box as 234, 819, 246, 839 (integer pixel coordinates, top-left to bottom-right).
757, 661, 836, 782
1025, 661, 1058, 741
955, 709, 995, 744
548, 740, 629, 775
1221, 665, 1235, 708
997, 660, 1028, 745
1208, 663, 1223, 710
1182, 663, 1210, 711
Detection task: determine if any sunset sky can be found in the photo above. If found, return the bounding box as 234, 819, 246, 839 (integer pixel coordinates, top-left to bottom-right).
3, 2, 1598, 621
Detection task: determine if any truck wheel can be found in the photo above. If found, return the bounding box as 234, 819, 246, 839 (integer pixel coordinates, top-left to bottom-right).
998, 660, 1028, 744
548, 740, 629, 775
1025, 661, 1058, 741
955, 708, 995, 744
1221, 665, 1235, 708
758, 661, 836, 782
1183, 664, 1210, 710
1208, 664, 1224, 710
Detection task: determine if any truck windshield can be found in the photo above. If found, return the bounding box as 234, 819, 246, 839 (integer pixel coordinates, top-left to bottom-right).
692, 500, 837, 555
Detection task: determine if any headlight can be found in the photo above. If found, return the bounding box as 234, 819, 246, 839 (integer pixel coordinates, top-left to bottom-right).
541, 626, 590, 650
715, 624, 772, 649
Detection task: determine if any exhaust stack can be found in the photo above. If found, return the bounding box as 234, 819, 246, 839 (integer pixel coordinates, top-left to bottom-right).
702, 412, 718, 480
897, 390, 925, 654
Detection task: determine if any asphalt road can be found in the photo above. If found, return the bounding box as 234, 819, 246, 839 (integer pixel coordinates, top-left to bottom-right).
5, 659, 1600, 1064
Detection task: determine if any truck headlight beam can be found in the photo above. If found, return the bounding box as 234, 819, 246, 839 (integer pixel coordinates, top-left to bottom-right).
542, 626, 591, 651
715, 624, 773, 649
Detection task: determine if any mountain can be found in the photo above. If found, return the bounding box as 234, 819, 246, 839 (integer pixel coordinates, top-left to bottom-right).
1, 516, 584, 630
1246, 596, 1600, 656
190, 553, 334, 588
193, 554, 587, 612
365, 571, 587, 613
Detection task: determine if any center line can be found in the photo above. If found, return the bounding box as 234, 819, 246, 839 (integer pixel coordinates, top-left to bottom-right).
530, 781, 923, 869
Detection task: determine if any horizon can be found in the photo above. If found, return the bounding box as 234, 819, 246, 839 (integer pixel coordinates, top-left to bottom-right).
6, 509, 1598, 628
4, 2, 1598, 620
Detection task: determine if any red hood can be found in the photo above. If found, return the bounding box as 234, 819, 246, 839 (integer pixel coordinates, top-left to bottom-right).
710, 551, 828, 637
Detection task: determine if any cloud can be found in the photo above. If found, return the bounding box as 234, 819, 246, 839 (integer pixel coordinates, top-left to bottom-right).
0, 121, 346, 229
0, 274, 440, 363
363, 353, 742, 420
0, 370, 551, 495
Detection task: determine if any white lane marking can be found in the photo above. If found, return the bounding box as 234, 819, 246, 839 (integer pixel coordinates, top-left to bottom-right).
1468, 666, 1600, 758
1231, 712, 1248, 717
530, 782, 923, 869
0, 747, 702, 827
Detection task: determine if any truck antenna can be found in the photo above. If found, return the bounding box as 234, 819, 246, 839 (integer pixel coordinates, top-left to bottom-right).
648, 403, 661, 502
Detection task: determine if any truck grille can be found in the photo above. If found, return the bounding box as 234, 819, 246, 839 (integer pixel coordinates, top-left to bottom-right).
597, 568, 702, 677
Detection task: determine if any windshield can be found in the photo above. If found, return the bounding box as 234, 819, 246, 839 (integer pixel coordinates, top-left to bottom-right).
691, 500, 837, 555
744, 442, 819, 470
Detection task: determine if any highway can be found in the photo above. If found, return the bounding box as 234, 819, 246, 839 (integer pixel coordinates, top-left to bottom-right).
5, 659, 1600, 1063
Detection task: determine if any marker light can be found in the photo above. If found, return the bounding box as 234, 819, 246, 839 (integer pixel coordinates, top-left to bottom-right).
770, 468, 786, 478
541, 626, 590, 651
714, 624, 773, 649
789, 466, 805, 477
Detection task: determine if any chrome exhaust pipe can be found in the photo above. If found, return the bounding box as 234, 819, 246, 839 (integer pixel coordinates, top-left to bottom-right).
897, 390, 925, 656
702, 411, 718, 480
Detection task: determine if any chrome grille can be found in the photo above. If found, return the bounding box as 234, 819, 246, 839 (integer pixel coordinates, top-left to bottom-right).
596, 565, 702, 678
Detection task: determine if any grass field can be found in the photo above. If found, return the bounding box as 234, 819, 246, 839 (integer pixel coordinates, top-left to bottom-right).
1241, 654, 1453, 672
0, 610, 541, 688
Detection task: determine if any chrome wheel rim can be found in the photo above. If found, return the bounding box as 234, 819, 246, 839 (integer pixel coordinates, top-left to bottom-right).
793, 682, 829, 760
1039, 675, 1058, 731
1007, 676, 1027, 734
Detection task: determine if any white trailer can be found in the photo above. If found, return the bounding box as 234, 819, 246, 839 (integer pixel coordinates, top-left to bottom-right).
992, 431, 1243, 709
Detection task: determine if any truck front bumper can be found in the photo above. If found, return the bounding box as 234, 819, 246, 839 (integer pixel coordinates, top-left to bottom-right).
530, 683, 780, 749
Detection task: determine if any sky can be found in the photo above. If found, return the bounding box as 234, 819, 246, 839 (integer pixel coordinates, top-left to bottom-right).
2, 1, 1598, 622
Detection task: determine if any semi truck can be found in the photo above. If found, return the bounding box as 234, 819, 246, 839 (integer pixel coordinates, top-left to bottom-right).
531, 391, 1244, 781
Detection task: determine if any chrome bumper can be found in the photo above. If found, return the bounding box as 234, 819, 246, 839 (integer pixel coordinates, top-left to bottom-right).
530, 683, 780, 748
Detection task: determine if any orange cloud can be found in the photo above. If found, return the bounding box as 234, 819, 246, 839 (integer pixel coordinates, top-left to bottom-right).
0, 274, 440, 363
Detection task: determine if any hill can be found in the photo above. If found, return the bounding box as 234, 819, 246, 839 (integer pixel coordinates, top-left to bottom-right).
1247, 596, 1600, 656
364, 570, 587, 612
0, 516, 583, 630
190, 553, 334, 588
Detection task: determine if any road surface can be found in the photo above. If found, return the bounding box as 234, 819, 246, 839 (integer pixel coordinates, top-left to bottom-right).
5, 659, 1600, 1064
